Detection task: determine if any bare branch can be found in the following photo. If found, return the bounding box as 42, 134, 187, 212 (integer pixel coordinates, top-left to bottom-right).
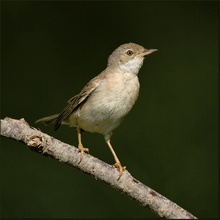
1, 117, 197, 219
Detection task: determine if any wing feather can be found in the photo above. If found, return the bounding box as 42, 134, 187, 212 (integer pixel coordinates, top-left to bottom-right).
54, 76, 100, 130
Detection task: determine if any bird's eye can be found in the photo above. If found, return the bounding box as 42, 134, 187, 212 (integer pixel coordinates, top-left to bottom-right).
126, 50, 133, 56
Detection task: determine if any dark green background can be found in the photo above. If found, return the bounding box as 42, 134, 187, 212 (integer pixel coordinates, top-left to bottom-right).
1, 1, 218, 218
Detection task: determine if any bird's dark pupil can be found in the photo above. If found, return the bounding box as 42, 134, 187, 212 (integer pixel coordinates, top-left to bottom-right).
127, 50, 133, 55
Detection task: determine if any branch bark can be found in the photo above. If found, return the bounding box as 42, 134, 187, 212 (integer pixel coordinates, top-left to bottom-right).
1, 117, 197, 219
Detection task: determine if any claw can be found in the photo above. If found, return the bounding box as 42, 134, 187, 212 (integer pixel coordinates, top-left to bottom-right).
113, 162, 126, 175
78, 144, 89, 159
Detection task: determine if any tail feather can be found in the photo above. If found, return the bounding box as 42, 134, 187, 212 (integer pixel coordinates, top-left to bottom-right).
35, 114, 59, 126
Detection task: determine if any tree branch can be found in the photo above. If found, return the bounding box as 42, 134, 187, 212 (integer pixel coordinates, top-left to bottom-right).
1, 117, 197, 219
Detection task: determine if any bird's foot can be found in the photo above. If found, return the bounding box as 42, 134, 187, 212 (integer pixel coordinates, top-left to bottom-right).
113, 162, 126, 175
78, 143, 89, 159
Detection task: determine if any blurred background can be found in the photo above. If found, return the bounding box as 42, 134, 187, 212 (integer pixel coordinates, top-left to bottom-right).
1, 1, 218, 218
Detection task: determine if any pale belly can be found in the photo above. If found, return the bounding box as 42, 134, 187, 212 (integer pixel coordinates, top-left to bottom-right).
66, 72, 140, 135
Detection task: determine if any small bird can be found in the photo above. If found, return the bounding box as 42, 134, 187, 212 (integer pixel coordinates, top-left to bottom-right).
36, 43, 157, 174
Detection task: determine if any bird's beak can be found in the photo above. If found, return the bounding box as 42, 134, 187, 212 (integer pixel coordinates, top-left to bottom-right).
142, 49, 158, 56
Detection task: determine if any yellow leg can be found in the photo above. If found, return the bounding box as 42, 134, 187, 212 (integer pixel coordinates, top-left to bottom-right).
105, 134, 126, 175
77, 127, 89, 158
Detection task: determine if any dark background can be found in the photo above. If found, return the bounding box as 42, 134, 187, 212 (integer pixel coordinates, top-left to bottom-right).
1, 1, 218, 218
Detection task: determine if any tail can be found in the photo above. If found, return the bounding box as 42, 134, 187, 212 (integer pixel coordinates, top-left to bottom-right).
35, 114, 59, 127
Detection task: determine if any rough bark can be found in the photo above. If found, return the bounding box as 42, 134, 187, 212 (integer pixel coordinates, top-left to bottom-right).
1, 117, 197, 219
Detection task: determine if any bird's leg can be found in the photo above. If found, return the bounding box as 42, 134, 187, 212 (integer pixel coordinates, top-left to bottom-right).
105, 133, 126, 175
77, 127, 89, 158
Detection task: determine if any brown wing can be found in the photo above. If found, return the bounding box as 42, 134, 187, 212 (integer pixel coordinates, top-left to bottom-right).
54, 76, 101, 130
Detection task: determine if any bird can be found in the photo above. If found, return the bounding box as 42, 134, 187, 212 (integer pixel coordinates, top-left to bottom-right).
36, 43, 157, 174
